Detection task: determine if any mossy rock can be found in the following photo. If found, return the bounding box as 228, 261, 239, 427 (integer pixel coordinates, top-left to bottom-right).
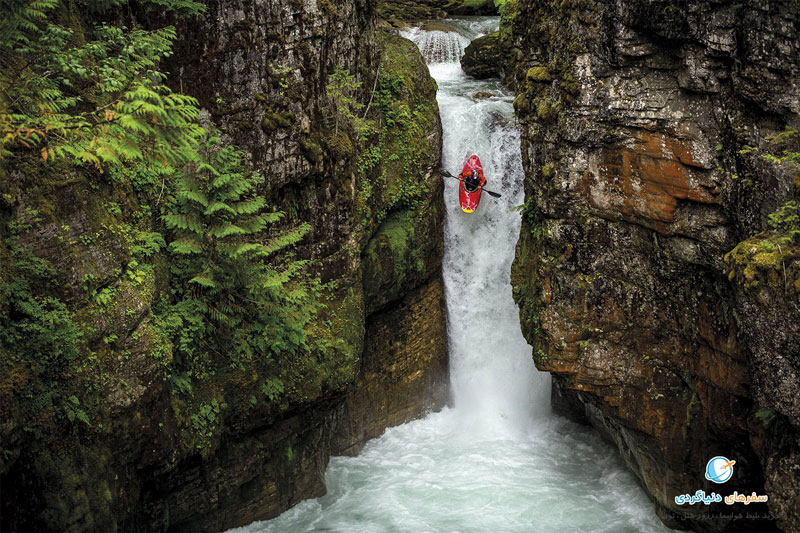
461, 31, 506, 80
421, 21, 464, 34
724, 232, 800, 293
513, 93, 532, 116
362, 210, 427, 310
445, 0, 498, 16
300, 139, 323, 164
526, 66, 552, 83
535, 97, 560, 122
355, 29, 440, 236
377, 0, 497, 20
325, 131, 355, 160
260, 109, 292, 131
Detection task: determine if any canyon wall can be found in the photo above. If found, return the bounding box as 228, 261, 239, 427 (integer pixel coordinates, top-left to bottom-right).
378, 0, 497, 21
0, 1, 448, 531
504, 1, 800, 531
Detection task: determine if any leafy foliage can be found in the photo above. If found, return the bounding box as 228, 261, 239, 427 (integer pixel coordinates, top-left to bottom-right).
0, 209, 86, 437
0, 210, 82, 374
494, 0, 511, 13
0, 0, 326, 455
159, 131, 316, 380
325, 68, 364, 135
0, 0, 205, 167
768, 201, 800, 239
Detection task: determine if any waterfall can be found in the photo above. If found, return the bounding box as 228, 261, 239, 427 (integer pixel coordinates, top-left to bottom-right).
406, 23, 551, 435
404, 28, 469, 64
227, 19, 675, 533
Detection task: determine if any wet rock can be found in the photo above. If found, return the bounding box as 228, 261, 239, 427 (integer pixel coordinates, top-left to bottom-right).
462, 31, 506, 79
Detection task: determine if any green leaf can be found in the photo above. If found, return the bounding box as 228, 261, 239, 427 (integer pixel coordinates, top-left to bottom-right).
189, 273, 216, 288
204, 201, 236, 216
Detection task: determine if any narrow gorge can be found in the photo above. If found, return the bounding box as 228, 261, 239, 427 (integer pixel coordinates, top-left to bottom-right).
0, 1, 798, 533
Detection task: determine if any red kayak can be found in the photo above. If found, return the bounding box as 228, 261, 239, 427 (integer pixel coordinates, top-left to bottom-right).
459, 155, 484, 214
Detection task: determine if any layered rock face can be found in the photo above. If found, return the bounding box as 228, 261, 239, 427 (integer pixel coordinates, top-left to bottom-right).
506, 1, 800, 531
1, 2, 447, 532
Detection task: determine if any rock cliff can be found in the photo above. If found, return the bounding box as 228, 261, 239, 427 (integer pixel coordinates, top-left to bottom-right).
504, 1, 800, 531
378, 0, 498, 22
0, 1, 447, 531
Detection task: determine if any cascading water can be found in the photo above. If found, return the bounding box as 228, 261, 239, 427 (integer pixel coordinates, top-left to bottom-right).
229, 19, 673, 533
412, 28, 465, 64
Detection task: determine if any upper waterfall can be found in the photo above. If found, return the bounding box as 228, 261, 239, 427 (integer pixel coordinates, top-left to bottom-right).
404, 28, 469, 64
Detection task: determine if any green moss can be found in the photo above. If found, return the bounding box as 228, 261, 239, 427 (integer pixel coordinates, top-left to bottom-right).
355, 29, 439, 234
362, 210, 424, 303
461, 31, 507, 79
285, 442, 296, 465
527, 66, 552, 82
498, 0, 518, 41
300, 139, 323, 163
724, 232, 800, 292
513, 93, 531, 115
535, 97, 560, 122
510, 218, 549, 358
559, 73, 580, 102
325, 131, 354, 160
260, 109, 292, 131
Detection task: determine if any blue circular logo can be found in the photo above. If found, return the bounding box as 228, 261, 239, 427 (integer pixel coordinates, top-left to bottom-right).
705, 456, 735, 484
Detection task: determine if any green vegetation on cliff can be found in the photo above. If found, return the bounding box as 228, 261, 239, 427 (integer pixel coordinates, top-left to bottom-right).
0, 2, 338, 528
160, 131, 315, 379
356, 30, 440, 231
0, 0, 448, 529
724, 128, 800, 294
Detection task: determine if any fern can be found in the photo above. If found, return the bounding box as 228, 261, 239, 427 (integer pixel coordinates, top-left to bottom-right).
160, 131, 315, 377
0, 1, 204, 167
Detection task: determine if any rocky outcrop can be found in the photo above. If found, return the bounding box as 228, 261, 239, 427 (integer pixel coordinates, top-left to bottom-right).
378, 0, 498, 22
461, 31, 507, 79
505, 1, 800, 531
0, 2, 447, 532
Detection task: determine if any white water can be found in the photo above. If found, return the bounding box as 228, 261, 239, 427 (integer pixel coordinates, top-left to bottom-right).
229, 19, 673, 533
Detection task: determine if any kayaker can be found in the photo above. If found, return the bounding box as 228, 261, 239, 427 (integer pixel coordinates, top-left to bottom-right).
460, 168, 486, 192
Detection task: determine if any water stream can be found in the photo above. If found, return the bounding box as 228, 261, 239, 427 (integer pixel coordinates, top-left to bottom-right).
230, 18, 673, 533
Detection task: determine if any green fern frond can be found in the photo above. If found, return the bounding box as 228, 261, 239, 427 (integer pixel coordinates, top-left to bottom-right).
169, 237, 203, 255
204, 201, 236, 216
207, 223, 246, 238
189, 272, 216, 288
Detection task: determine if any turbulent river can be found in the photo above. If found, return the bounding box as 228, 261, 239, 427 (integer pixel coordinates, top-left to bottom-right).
230, 18, 672, 533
